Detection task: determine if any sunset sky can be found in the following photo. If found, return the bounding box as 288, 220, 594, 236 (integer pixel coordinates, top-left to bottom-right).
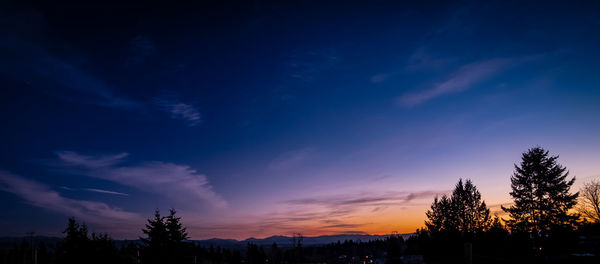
1, 1, 600, 240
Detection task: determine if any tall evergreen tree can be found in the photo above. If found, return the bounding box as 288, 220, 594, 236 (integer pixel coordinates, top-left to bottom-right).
425, 195, 455, 232
165, 208, 188, 244
58, 217, 119, 264
502, 147, 579, 234
425, 179, 490, 233
58, 217, 89, 264
141, 209, 189, 264
141, 210, 169, 249
141, 210, 169, 264
453, 179, 491, 233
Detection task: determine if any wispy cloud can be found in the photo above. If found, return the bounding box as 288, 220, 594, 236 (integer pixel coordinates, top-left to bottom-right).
405, 48, 455, 72
268, 148, 315, 170
0, 170, 141, 227
154, 97, 202, 126
58, 151, 129, 168
84, 188, 129, 196
398, 58, 515, 106
1, 37, 201, 128
285, 190, 443, 208
1, 38, 141, 109
56, 151, 226, 208
59, 184, 129, 196
264, 190, 445, 232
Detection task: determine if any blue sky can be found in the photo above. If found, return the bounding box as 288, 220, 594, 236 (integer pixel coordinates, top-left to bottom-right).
1, 1, 600, 239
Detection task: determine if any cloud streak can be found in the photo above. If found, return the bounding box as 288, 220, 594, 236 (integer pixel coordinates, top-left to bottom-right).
0, 170, 141, 227
1, 38, 141, 109
2, 38, 199, 127
285, 190, 443, 208
268, 148, 314, 170
154, 97, 202, 126
398, 58, 515, 106
56, 151, 226, 208
85, 188, 129, 196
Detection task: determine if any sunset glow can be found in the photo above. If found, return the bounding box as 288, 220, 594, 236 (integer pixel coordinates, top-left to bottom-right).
2, 1, 600, 241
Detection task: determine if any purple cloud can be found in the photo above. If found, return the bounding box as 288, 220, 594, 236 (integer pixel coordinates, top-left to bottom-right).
0, 170, 141, 227
58, 151, 128, 168
268, 148, 315, 170
56, 151, 226, 208
154, 97, 202, 126
84, 188, 129, 196
285, 190, 443, 208
398, 58, 515, 106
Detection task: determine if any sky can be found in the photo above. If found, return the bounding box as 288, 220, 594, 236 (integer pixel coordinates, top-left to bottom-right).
1, 1, 600, 240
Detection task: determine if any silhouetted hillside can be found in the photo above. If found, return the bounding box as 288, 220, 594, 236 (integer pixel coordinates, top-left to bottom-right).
0, 233, 410, 250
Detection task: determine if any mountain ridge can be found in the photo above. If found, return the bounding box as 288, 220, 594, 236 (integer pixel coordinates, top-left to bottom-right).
0, 233, 413, 249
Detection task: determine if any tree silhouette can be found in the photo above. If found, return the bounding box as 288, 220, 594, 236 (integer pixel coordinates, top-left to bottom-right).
57, 217, 118, 264
578, 179, 600, 223
141, 210, 169, 250
140, 209, 188, 264
165, 208, 189, 243
425, 179, 490, 233
425, 195, 454, 232
502, 147, 579, 234
58, 217, 89, 264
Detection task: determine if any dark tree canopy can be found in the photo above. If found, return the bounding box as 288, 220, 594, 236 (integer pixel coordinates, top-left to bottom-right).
425, 179, 490, 233
502, 147, 579, 234
141, 210, 169, 250
165, 209, 189, 245
140, 209, 189, 264
58, 218, 118, 264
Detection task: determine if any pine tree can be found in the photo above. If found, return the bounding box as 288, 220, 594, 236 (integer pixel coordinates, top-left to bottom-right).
141, 209, 189, 264
165, 208, 188, 244
425, 179, 490, 233
141, 210, 169, 264
59, 217, 89, 264
452, 179, 491, 233
502, 147, 579, 234
141, 210, 169, 249
425, 195, 454, 232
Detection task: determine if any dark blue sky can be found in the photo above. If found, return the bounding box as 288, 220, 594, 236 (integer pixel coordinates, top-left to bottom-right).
1, 1, 600, 239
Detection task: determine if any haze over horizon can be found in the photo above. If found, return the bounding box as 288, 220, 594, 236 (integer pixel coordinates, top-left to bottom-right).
1, 1, 600, 240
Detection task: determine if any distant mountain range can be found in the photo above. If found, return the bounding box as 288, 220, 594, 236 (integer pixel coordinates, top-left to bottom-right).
0, 233, 413, 249
197, 234, 413, 248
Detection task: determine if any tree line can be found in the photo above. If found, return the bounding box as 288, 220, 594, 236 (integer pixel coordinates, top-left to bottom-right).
1, 146, 599, 264
420, 146, 599, 263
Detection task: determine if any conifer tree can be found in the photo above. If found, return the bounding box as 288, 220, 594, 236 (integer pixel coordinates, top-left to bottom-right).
141, 210, 169, 249
141, 210, 169, 264
165, 208, 188, 244
59, 217, 89, 264
452, 179, 491, 233
502, 147, 579, 234
425, 195, 454, 232
141, 209, 189, 264
425, 179, 490, 233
